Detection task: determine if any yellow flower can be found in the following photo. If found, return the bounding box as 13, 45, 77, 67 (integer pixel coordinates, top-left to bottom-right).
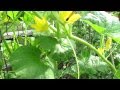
98, 48, 104, 55
105, 37, 112, 51
31, 16, 48, 32
59, 11, 81, 24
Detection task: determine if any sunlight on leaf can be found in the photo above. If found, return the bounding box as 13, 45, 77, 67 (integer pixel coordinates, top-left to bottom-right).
108, 33, 120, 44
83, 20, 105, 34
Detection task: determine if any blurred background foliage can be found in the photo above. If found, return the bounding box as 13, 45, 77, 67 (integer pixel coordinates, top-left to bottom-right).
0, 11, 120, 79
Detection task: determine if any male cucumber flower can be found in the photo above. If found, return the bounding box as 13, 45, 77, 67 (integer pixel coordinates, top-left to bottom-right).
59, 11, 81, 24
105, 37, 112, 51
31, 16, 48, 32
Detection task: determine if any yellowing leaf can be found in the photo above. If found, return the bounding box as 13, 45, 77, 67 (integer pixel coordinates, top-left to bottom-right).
31, 16, 48, 32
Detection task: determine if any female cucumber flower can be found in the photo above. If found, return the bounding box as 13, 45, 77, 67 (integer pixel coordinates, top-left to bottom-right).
98, 47, 104, 55
31, 16, 48, 32
59, 11, 81, 24
105, 37, 112, 51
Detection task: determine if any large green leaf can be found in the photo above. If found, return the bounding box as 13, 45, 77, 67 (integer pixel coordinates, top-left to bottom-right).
9, 46, 54, 79
84, 11, 120, 32
83, 11, 120, 45
35, 35, 58, 51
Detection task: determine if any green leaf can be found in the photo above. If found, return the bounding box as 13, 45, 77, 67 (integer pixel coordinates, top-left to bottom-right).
51, 11, 59, 19
84, 11, 120, 36
81, 48, 90, 59
35, 35, 58, 51
108, 33, 120, 44
114, 70, 120, 79
45, 56, 57, 70
23, 12, 34, 25
55, 38, 76, 53
21, 11, 34, 25
43, 11, 51, 19
83, 20, 105, 34
9, 46, 54, 79
7, 11, 19, 20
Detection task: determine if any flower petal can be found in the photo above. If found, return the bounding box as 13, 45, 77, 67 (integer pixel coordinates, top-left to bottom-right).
31, 16, 48, 32
67, 14, 81, 24
59, 11, 73, 22
34, 16, 42, 25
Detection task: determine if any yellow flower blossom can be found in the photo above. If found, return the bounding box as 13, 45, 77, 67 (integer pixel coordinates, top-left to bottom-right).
31, 16, 48, 32
98, 48, 104, 55
105, 37, 112, 51
59, 11, 81, 24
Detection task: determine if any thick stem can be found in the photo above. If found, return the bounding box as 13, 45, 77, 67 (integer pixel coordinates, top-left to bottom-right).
69, 34, 117, 73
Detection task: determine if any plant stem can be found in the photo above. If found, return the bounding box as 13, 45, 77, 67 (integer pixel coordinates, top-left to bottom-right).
69, 34, 117, 73
2, 37, 11, 55
67, 37, 80, 79
110, 50, 115, 67
24, 25, 27, 46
